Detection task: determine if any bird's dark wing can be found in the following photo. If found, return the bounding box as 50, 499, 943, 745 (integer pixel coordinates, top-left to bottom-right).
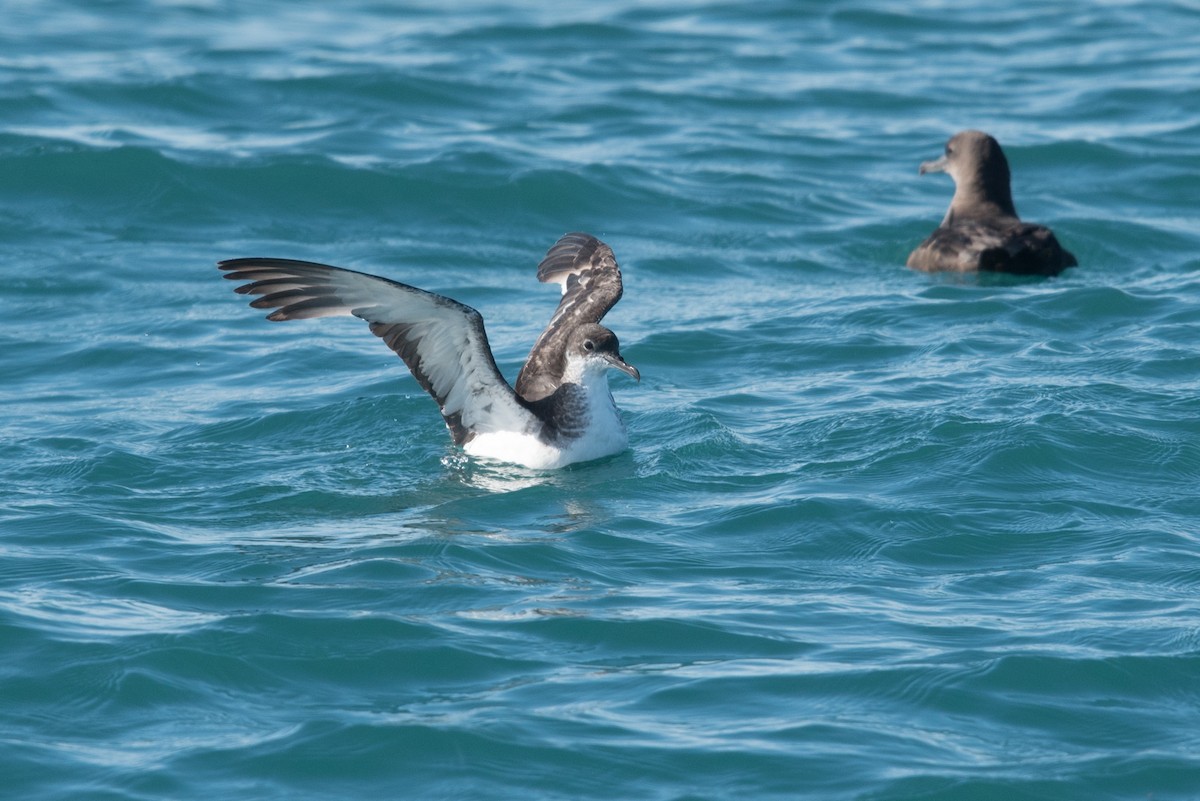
907, 221, 1076, 276
219, 258, 541, 445
514, 233, 624, 401
979, 222, 1077, 275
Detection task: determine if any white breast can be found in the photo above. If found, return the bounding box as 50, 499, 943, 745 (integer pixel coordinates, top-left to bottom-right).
463, 359, 628, 469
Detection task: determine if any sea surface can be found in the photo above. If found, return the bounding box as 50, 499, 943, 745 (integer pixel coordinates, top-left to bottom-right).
3, 1, 1200, 799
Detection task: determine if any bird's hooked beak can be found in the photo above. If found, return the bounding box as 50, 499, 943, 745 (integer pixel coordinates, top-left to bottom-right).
918, 155, 949, 176
605, 352, 641, 382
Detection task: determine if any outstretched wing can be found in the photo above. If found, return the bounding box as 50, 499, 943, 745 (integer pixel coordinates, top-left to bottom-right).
515, 233, 624, 401
218, 258, 541, 445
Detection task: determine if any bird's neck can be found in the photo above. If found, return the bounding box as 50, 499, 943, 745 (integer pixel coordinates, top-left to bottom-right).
948, 171, 1018, 224
561, 354, 613, 397
542, 356, 620, 442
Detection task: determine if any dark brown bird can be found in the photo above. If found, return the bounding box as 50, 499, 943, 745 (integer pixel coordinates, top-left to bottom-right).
907, 130, 1077, 275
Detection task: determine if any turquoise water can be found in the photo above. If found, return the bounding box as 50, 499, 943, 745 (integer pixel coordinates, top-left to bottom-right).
3, 1, 1200, 799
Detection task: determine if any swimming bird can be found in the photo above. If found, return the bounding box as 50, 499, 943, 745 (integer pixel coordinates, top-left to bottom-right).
219, 233, 639, 469
907, 130, 1077, 275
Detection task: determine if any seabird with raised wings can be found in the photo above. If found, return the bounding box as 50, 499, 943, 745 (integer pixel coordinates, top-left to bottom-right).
219, 233, 639, 469
907, 130, 1077, 275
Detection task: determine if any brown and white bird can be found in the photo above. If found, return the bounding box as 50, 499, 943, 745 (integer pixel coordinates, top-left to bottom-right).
219, 233, 639, 469
907, 130, 1077, 275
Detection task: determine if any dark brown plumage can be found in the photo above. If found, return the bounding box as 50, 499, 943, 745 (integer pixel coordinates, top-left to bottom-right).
907, 130, 1077, 275
515, 233, 624, 401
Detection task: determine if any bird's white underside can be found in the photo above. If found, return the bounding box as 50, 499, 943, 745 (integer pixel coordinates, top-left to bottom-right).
465, 355, 627, 469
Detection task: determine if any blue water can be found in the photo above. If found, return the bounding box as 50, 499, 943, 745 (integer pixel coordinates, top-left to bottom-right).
3, 1, 1200, 799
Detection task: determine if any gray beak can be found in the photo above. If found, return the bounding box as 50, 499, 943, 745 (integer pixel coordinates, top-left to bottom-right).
606, 353, 640, 382
918, 155, 948, 175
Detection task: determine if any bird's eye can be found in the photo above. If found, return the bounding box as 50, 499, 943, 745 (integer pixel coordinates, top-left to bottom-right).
945, 145, 954, 156
583, 340, 595, 351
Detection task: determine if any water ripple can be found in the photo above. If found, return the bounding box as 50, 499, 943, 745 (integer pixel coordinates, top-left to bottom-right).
3, 1, 1200, 800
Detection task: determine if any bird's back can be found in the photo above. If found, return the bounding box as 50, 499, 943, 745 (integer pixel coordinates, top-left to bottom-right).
908, 219, 1077, 275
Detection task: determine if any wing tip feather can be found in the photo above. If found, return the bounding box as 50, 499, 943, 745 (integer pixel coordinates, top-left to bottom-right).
535, 232, 617, 285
